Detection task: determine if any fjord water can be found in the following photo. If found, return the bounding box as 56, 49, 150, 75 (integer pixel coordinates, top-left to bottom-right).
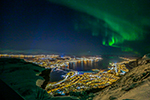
69, 56, 125, 71
50, 56, 125, 82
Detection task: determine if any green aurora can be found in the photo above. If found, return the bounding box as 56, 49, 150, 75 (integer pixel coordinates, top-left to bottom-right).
48, 0, 150, 54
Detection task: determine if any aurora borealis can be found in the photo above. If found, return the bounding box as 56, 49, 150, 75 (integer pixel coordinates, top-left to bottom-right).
1, 0, 150, 55
48, 0, 150, 53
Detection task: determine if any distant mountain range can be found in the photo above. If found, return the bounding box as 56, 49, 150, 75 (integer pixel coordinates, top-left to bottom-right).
0, 48, 140, 57
0, 48, 58, 55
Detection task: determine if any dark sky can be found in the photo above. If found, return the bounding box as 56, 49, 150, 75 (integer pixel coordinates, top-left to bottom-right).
1, 0, 150, 56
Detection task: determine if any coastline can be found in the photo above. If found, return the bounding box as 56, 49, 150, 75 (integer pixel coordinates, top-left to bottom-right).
1, 55, 149, 100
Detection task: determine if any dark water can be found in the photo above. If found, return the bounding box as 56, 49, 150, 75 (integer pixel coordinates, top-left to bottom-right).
69, 56, 124, 71
50, 56, 125, 82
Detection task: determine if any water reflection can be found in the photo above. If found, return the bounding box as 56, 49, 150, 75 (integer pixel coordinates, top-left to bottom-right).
69, 56, 125, 71
50, 56, 125, 82
69, 60, 101, 71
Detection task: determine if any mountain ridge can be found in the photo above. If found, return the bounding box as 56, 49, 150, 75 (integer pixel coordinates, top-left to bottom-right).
93, 55, 150, 100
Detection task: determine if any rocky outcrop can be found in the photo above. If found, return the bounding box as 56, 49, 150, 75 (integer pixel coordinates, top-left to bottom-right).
39, 69, 51, 89
93, 56, 150, 100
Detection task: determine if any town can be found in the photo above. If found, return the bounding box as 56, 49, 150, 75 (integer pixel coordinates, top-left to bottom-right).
0, 54, 135, 96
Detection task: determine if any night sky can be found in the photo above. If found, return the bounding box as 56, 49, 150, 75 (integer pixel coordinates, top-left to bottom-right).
1, 0, 150, 56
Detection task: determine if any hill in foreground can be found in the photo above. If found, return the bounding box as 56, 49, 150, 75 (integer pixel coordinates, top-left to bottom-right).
93, 55, 150, 100
0, 58, 51, 99
0, 58, 79, 100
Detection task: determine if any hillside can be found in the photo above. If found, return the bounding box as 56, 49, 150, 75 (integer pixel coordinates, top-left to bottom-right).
0, 58, 79, 100
0, 55, 150, 100
0, 58, 51, 99
93, 56, 150, 100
